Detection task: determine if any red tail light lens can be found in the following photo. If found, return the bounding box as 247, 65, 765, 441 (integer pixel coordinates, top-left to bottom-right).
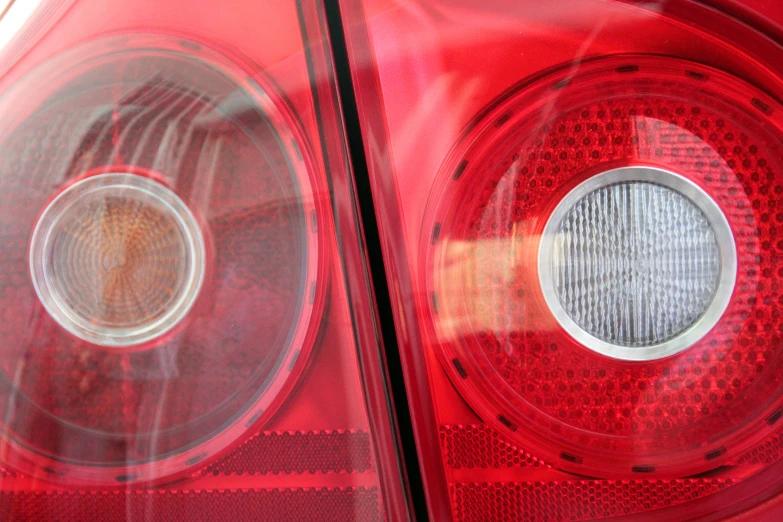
1, 35, 326, 483
424, 55, 783, 478
342, 0, 783, 519
0, 0, 410, 520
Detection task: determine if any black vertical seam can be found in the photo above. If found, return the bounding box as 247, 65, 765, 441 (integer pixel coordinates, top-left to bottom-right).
320, 0, 430, 520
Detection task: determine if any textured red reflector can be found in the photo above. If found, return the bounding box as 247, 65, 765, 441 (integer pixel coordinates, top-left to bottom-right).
0, 488, 383, 522
202, 430, 374, 475
440, 425, 547, 470
451, 480, 733, 521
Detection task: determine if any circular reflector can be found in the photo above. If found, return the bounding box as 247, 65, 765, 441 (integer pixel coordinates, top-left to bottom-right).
423, 55, 783, 478
538, 166, 736, 360
0, 35, 328, 485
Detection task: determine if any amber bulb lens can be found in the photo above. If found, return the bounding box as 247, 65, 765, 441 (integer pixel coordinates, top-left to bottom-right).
29, 173, 205, 347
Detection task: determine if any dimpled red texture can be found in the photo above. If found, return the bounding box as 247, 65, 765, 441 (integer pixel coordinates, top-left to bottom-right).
439, 425, 548, 470
0, 488, 383, 522
450, 479, 734, 521
426, 57, 783, 476
202, 430, 374, 475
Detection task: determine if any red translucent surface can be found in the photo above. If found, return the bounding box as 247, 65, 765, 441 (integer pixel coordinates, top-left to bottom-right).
0, 0, 409, 520
0, 488, 385, 521
424, 56, 783, 478
342, 0, 783, 519
0, 36, 325, 483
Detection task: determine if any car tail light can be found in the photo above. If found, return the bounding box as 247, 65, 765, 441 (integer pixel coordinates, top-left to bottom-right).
0, 1, 410, 520
340, 0, 783, 519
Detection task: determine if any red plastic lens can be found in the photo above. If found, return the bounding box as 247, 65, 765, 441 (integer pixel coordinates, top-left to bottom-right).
342, 0, 783, 519
0, 0, 410, 520
0, 35, 325, 484
424, 55, 783, 478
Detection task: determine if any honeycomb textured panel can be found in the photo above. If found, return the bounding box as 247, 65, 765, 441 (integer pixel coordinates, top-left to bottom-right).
440, 425, 548, 469
736, 430, 783, 465
451, 479, 733, 521
0, 488, 383, 522
203, 430, 374, 475
552, 181, 721, 347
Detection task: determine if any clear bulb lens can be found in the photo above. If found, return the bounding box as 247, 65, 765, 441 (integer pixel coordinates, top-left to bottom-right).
539, 166, 737, 361
30, 173, 205, 347
553, 181, 721, 346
